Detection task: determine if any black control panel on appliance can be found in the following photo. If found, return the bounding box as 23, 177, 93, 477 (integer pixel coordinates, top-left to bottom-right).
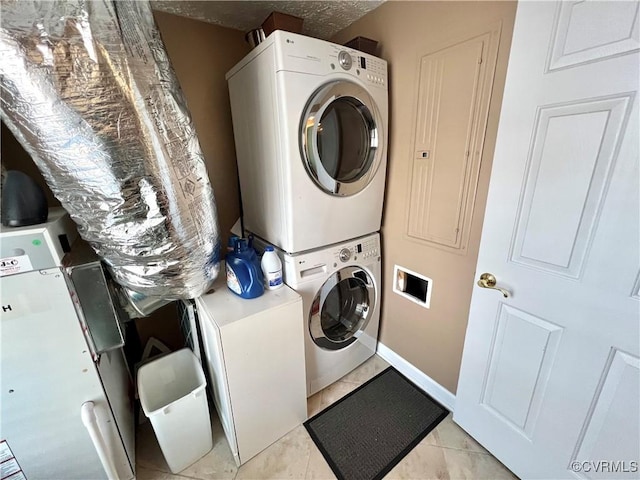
357, 244, 362, 253
360, 57, 367, 69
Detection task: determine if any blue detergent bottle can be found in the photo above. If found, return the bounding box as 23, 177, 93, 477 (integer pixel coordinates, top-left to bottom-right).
227, 234, 240, 253
225, 238, 264, 299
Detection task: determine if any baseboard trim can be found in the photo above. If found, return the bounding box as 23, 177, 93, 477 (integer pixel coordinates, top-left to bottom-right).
376, 342, 456, 412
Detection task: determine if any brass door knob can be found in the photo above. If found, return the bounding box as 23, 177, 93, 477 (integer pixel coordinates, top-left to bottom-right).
477, 273, 509, 298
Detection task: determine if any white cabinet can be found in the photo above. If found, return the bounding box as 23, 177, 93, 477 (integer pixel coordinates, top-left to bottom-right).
195, 275, 307, 466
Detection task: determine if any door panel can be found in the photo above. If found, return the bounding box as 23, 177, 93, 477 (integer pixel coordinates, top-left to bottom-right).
548, 1, 639, 71
455, 2, 639, 479
481, 305, 562, 438
511, 94, 634, 277
571, 350, 639, 480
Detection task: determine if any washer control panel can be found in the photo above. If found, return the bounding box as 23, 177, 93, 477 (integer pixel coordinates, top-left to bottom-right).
359, 237, 380, 259
339, 248, 351, 262
338, 51, 353, 70
333, 236, 380, 264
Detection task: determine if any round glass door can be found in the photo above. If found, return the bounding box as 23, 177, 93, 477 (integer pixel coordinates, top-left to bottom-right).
301, 81, 383, 196
309, 266, 376, 350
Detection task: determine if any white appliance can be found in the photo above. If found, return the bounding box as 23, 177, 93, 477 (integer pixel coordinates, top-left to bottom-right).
226, 31, 388, 254
0, 213, 135, 480
0, 207, 78, 275
255, 232, 382, 397
192, 269, 307, 466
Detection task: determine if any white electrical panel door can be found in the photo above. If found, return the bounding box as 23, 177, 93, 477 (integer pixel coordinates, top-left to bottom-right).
0, 268, 132, 480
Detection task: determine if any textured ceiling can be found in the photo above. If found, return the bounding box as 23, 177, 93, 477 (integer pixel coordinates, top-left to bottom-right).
150, 1, 385, 40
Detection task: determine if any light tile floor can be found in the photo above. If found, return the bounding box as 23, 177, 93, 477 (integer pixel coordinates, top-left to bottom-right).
137, 355, 518, 480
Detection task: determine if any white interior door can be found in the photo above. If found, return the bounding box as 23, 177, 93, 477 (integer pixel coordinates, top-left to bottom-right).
454, 2, 640, 479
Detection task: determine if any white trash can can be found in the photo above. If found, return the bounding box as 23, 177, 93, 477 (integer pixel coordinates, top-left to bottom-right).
137, 348, 212, 473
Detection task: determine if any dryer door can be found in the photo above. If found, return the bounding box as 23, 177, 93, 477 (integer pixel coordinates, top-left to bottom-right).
301, 80, 383, 196
309, 266, 376, 350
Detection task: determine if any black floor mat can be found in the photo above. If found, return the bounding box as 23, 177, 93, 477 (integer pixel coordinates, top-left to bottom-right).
304, 367, 449, 480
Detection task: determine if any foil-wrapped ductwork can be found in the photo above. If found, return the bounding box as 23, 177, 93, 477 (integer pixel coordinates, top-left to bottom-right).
0, 0, 220, 307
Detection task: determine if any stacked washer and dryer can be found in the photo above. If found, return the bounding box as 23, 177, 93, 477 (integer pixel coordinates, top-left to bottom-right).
226, 31, 388, 397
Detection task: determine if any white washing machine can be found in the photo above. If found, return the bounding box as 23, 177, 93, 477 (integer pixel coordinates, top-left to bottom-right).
254, 232, 382, 397
226, 31, 388, 254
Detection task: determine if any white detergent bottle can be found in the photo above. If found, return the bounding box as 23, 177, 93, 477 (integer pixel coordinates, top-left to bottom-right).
261, 245, 283, 290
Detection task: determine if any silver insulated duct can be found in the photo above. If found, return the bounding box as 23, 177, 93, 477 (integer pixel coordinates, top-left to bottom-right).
0, 0, 220, 312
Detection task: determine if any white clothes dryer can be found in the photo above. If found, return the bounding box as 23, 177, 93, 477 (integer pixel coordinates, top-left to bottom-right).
254, 232, 381, 397
226, 32, 388, 254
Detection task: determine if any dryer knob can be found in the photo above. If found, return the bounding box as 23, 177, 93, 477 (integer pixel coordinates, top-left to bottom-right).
338, 51, 353, 70
339, 248, 351, 262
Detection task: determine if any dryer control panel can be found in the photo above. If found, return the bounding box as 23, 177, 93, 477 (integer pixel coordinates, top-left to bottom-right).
275, 31, 388, 89
329, 45, 387, 88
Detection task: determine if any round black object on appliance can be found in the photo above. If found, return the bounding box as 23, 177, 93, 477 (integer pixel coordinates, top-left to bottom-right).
1, 170, 48, 227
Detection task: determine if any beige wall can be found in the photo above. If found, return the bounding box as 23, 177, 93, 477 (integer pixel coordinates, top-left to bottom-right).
333, 1, 517, 393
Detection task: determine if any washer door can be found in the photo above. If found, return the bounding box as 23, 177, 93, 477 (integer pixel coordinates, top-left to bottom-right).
301, 80, 383, 196
309, 266, 376, 351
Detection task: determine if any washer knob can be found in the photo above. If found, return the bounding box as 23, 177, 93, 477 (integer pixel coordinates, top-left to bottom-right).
338, 51, 352, 70
339, 248, 351, 262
